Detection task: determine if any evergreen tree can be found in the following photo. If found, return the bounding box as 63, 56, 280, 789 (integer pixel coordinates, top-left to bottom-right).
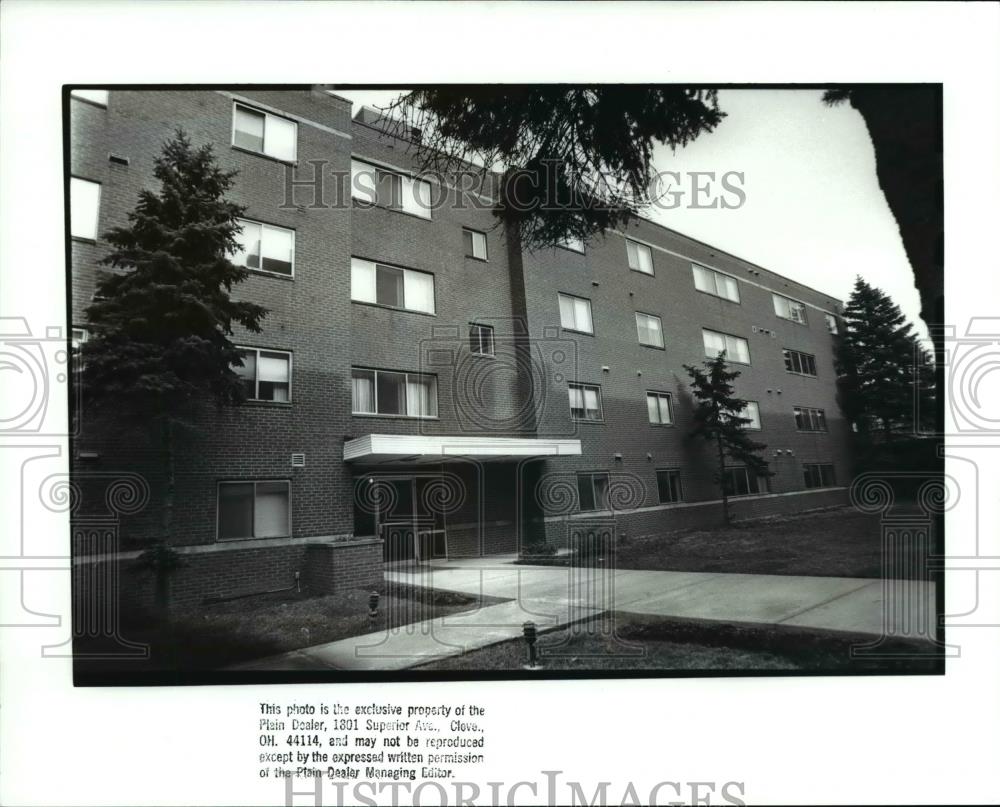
835, 276, 931, 440
81, 130, 267, 548
684, 353, 772, 525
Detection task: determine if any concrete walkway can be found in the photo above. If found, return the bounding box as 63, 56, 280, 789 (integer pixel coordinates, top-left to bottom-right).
232, 555, 936, 671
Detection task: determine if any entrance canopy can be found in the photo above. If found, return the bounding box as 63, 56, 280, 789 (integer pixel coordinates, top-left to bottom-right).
343, 434, 582, 465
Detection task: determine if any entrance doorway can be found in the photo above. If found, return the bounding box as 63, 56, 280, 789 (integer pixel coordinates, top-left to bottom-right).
354, 475, 448, 563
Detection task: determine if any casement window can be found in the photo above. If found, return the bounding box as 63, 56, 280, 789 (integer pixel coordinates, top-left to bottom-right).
558, 293, 594, 334
70, 327, 88, 372
233, 219, 295, 277
70, 177, 101, 240
218, 480, 291, 540
71, 89, 108, 107
463, 228, 488, 260
722, 467, 770, 497
557, 235, 585, 253
703, 328, 750, 364
626, 239, 654, 275
741, 400, 762, 430
350, 257, 435, 314
803, 463, 836, 489
783, 348, 818, 376
646, 391, 673, 425
234, 348, 291, 402
469, 323, 495, 356
825, 313, 839, 334
351, 159, 432, 219
794, 406, 827, 432
577, 472, 610, 511
692, 264, 740, 303
773, 294, 808, 325
351, 368, 438, 418
568, 382, 603, 421
656, 469, 683, 504
635, 312, 664, 348
232, 103, 297, 162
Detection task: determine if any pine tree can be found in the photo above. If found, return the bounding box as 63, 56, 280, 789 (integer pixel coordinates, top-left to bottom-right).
81, 130, 267, 551
835, 276, 930, 440
684, 353, 772, 525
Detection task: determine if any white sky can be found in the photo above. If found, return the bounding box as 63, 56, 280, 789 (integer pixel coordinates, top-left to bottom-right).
338, 88, 927, 339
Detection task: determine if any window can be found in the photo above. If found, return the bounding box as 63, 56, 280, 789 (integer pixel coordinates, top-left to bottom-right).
234, 348, 291, 402
773, 294, 808, 325
558, 293, 593, 334
469, 323, 495, 356
351, 159, 432, 219
825, 313, 839, 334
233, 219, 295, 277
703, 329, 750, 364
232, 103, 297, 162
350, 258, 436, 314
646, 392, 673, 425
351, 368, 438, 418
463, 228, 488, 260
783, 349, 818, 376
635, 312, 664, 348
626, 239, 654, 275
577, 472, 610, 511
70, 327, 88, 372
794, 406, 827, 432
568, 382, 603, 421
557, 235, 585, 253
218, 480, 291, 540
741, 400, 761, 430
656, 469, 683, 504
692, 264, 740, 303
71, 89, 108, 106
70, 177, 101, 240
722, 467, 770, 497
803, 463, 836, 489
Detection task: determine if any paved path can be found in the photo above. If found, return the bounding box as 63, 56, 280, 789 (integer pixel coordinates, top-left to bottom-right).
232, 555, 936, 671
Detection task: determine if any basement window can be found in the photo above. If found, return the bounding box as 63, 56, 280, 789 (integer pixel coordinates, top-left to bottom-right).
218, 480, 291, 540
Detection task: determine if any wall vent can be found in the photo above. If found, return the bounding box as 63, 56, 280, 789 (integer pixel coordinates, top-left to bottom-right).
291, 453, 306, 468
108, 153, 129, 166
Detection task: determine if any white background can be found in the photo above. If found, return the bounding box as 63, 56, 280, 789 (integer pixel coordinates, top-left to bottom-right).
2, 2, 999, 805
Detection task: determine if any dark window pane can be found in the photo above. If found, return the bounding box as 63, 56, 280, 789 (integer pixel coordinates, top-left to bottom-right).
377, 170, 401, 208
376, 265, 404, 307
578, 475, 596, 511
657, 471, 680, 503
219, 483, 254, 539
376, 371, 405, 415
463, 229, 474, 256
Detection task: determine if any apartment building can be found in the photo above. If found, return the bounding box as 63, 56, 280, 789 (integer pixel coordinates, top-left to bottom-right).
69, 87, 851, 610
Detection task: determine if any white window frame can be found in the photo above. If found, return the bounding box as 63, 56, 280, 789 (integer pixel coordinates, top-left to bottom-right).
231, 102, 298, 162
793, 406, 827, 432
557, 235, 585, 253
825, 313, 839, 334
463, 228, 488, 260
646, 391, 673, 425
469, 323, 495, 357
568, 382, 603, 422
722, 467, 769, 497
217, 479, 292, 541
350, 367, 439, 419
692, 264, 740, 303
233, 218, 296, 278
803, 462, 836, 489
740, 401, 762, 430
773, 294, 808, 325
235, 347, 292, 403
350, 257, 436, 314
558, 293, 594, 334
71, 89, 108, 107
635, 312, 664, 349
702, 328, 751, 364
350, 159, 432, 220
577, 471, 610, 511
626, 239, 654, 275
70, 176, 101, 241
783, 348, 818, 376
656, 468, 683, 504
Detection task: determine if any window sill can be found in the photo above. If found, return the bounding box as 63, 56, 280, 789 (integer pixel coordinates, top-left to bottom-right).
629, 267, 655, 277
555, 244, 585, 255
244, 267, 295, 281
351, 199, 432, 223
571, 418, 605, 425
352, 300, 436, 317
241, 400, 293, 408
640, 343, 666, 351
230, 144, 297, 167
785, 371, 818, 378
795, 430, 829, 434
649, 422, 676, 428
217, 533, 292, 543
470, 352, 496, 359
706, 356, 751, 366
71, 236, 99, 245
776, 317, 809, 327
561, 327, 594, 337
351, 413, 440, 421
695, 289, 741, 304
465, 255, 489, 264
70, 96, 108, 110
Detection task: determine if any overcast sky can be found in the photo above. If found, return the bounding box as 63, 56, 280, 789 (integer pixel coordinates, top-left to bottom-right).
337, 88, 926, 339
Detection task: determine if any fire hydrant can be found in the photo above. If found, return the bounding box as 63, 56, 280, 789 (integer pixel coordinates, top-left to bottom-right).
522, 620, 539, 669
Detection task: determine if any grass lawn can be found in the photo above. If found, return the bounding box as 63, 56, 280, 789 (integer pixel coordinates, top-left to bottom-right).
553, 506, 937, 579
75, 581, 504, 672
415, 612, 943, 673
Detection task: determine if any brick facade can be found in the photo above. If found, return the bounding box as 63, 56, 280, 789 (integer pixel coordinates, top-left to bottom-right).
69, 88, 852, 610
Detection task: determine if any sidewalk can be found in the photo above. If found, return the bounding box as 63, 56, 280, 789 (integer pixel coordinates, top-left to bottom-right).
232, 556, 936, 671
